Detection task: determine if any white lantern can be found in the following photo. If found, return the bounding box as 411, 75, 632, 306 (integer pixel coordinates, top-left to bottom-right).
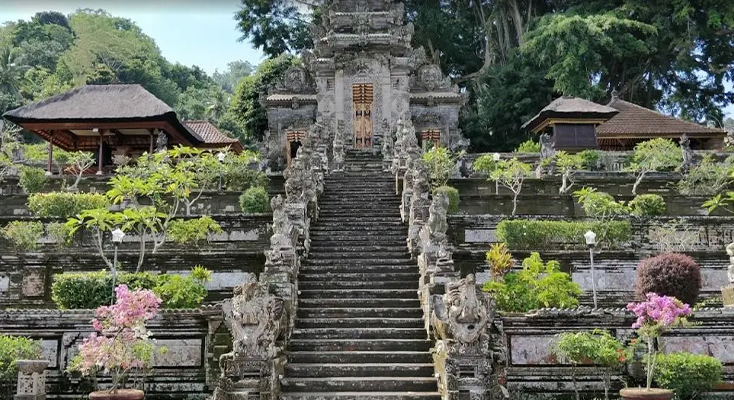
111, 228, 126, 244
584, 230, 597, 246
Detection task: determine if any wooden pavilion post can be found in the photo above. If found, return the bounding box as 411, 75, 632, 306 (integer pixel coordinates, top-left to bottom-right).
46, 133, 54, 176
149, 129, 155, 153
96, 130, 105, 175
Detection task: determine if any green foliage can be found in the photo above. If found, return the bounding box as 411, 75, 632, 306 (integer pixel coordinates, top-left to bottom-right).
213, 60, 253, 93
485, 243, 514, 280
0, 335, 41, 381
483, 252, 581, 312
46, 222, 72, 247
167, 216, 223, 246
514, 139, 541, 153
28, 192, 110, 218
577, 150, 600, 170
629, 194, 666, 217
573, 187, 629, 219
221, 151, 268, 191
434, 186, 460, 214
52, 268, 212, 309
678, 154, 733, 196
655, 352, 722, 400
228, 54, 298, 143
1, 221, 44, 251
239, 186, 270, 214
422, 147, 456, 189
496, 219, 631, 250
627, 138, 682, 195
554, 330, 625, 366
489, 158, 533, 215
234, 1, 313, 57
554, 151, 584, 193
18, 167, 47, 194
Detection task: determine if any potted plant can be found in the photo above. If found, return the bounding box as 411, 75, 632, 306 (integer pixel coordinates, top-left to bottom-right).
67, 285, 163, 400
620, 293, 691, 400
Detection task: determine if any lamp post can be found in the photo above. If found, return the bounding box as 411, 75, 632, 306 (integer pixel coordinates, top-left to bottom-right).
217, 152, 226, 192
584, 230, 597, 309
492, 152, 501, 194
111, 228, 125, 304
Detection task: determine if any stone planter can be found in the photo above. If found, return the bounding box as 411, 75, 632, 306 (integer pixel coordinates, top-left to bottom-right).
15, 359, 49, 400
619, 388, 673, 400
89, 389, 144, 400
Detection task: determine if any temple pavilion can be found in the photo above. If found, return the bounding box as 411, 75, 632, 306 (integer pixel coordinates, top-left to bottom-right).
524, 93, 726, 151
2, 84, 242, 174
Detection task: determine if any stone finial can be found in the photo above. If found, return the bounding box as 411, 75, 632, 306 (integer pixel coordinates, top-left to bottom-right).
539, 132, 554, 160
15, 360, 48, 400
155, 131, 168, 153
431, 274, 494, 344
427, 192, 449, 244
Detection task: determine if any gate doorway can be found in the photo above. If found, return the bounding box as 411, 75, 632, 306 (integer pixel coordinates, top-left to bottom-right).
286, 131, 306, 166
353, 83, 374, 148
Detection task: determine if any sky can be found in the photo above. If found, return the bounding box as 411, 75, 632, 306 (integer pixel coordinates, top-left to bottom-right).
0, 0, 266, 75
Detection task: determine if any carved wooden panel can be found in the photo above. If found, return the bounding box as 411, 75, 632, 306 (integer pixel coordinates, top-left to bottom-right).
421, 129, 441, 150
353, 83, 374, 148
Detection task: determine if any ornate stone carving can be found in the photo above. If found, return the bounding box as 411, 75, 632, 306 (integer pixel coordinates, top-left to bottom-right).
431, 275, 494, 344
681, 133, 694, 173
540, 132, 554, 161
15, 360, 48, 400
272, 66, 315, 95
728, 242, 734, 284
155, 131, 168, 153
412, 64, 453, 92
723, 242, 734, 308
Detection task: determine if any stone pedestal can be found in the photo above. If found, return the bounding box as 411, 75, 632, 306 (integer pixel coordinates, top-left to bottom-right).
15, 360, 48, 400
722, 284, 734, 307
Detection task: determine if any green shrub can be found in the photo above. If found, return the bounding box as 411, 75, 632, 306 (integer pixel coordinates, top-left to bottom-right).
573, 187, 629, 218
577, 150, 600, 170
629, 194, 666, 217
496, 219, 631, 250
1, 221, 44, 251
51, 268, 211, 309
514, 139, 541, 153
434, 186, 460, 213
18, 167, 47, 194
168, 216, 223, 245
222, 155, 268, 191
423, 147, 456, 189
239, 186, 270, 213
28, 192, 110, 219
46, 222, 72, 247
483, 252, 580, 312
0, 334, 41, 381
655, 352, 722, 399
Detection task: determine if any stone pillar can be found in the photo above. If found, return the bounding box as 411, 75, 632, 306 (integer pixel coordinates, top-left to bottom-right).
96, 131, 105, 175
15, 360, 48, 400
45, 137, 53, 176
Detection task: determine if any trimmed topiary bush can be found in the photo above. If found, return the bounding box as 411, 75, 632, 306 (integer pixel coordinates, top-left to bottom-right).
28, 192, 110, 219
1, 221, 44, 251
655, 352, 722, 399
434, 186, 460, 213
239, 186, 270, 213
629, 193, 666, 217
634, 253, 701, 305
18, 167, 47, 194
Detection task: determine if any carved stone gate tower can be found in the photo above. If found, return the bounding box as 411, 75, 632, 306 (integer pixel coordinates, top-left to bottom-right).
262, 0, 467, 171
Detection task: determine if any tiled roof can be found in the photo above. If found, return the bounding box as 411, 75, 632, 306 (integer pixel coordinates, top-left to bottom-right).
597, 98, 725, 137
184, 120, 243, 152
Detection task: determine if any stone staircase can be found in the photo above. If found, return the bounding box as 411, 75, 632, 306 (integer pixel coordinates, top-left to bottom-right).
280, 150, 440, 400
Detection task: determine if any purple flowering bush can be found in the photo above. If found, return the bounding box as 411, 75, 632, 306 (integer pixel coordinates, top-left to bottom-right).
626, 293, 691, 390
67, 285, 164, 393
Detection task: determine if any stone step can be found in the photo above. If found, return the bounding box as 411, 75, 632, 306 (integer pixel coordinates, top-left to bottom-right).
312, 221, 405, 227
299, 281, 416, 290
309, 233, 406, 240
297, 317, 424, 329
288, 340, 431, 353
308, 238, 407, 245
315, 218, 402, 224
299, 272, 418, 281
308, 245, 407, 253
287, 350, 431, 363
285, 362, 434, 377
297, 307, 423, 319
307, 253, 411, 261
299, 289, 418, 299
316, 213, 402, 218
300, 263, 416, 272
298, 298, 421, 309
280, 392, 441, 400
280, 377, 437, 393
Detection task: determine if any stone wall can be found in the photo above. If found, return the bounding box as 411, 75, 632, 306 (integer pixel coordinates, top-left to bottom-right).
501, 308, 734, 399
0, 215, 271, 308
0, 307, 231, 399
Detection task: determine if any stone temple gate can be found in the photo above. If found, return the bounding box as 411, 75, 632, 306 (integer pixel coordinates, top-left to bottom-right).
261, 0, 468, 171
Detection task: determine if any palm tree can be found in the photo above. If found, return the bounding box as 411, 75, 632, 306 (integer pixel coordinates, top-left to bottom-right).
0, 46, 25, 101
206, 89, 229, 122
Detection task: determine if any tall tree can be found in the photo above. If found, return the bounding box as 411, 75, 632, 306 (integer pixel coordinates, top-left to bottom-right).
213, 60, 253, 93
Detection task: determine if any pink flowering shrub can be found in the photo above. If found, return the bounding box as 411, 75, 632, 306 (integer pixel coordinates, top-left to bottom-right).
67, 285, 163, 392
626, 293, 691, 390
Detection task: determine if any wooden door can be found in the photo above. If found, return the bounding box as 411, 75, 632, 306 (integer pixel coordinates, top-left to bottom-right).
353, 84, 374, 148
421, 130, 441, 150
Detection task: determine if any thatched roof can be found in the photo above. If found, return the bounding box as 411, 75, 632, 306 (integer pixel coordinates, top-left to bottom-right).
597, 97, 726, 138
3, 84, 202, 146
522, 96, 619, 133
